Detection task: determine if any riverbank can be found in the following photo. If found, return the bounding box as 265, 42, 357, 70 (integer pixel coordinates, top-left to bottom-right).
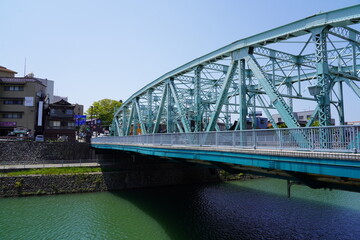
0, 141, 258, 197
0, 167, 263, 197
0, 169, 129, 197
218, 170, 265, 181
0, 163, 221, 197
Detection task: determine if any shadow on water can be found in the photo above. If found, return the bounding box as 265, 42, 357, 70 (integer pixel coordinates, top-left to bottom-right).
95, 150, 360, 239
109, 179, 360, 240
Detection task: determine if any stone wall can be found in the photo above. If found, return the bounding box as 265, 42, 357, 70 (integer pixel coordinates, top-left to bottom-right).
0, 142, 94, 164
0, 144, 221, 197
0, 167, 220, 197
0, 173, 107, 197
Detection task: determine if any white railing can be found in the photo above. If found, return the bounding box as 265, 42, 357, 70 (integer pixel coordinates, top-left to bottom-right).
92, 125, 360, 153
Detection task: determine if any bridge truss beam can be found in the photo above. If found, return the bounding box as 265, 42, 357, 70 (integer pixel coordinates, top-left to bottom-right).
112, 5, 360, 139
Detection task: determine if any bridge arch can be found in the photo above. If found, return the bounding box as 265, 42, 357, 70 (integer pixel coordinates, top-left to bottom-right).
111, 5, 360, 136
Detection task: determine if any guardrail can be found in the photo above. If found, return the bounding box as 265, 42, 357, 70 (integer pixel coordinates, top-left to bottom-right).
92, 125, 360, 153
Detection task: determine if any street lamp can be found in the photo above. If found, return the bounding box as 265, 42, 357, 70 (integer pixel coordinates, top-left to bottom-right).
308, 85, 322, 96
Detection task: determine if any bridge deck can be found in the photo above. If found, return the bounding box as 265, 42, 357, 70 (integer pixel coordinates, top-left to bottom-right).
92, 142, 360, 181
93, 142, 360, 161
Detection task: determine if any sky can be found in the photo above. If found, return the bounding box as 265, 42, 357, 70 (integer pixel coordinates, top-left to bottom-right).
1, 0, 360, 122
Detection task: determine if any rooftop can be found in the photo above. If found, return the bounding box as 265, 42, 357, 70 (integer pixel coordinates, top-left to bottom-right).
0, 77, 46, 86
0, 66, 17, 74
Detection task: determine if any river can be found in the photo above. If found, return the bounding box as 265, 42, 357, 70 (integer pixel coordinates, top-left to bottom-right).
1, 178, 360, 240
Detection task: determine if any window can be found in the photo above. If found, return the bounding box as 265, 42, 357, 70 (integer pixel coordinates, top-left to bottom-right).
49, 121, 61, 127
66, 109, 73, 115
278, 118, 282, 122
299, 116, 304, 120
3, 100, 23, 105
68, 122, 75, 127
3, 113, 22, 119
4, 86, 24, 91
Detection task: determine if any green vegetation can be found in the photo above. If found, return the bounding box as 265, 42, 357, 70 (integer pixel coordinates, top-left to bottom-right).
85, 99, 122, 126
0, 167, 103, 177
311, 120, 320, 127
14, 181, 22, 188
218, 170, 244, 181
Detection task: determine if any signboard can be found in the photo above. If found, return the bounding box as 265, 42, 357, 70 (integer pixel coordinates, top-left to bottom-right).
0, 122, 16, 127
24, 97, 34, 106
75, 115, 86, 126
14, 127, 27, 133
37, 101, 43, 126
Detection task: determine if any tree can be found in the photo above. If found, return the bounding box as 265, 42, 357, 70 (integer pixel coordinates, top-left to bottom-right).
85, 99, 122, 126
311, 120, 320, 127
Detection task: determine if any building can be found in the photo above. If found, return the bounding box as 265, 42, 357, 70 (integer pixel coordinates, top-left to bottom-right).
346, 121, 360, 125
74, 104, 84, 115
0, 66, 17, 78
0, 68, 53, 136
52, 95, 68, 103
43, 99, 76, 141
0, 65, 85, 140
272, 110, 335, 126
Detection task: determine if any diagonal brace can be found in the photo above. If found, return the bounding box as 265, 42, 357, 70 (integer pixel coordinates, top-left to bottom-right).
168, 79, 191, 132
206, 60, 239, 131
135, 98, 147, 134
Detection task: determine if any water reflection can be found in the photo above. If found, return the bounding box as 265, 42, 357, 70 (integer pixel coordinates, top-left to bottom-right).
1, 178, 360, 240
114, 179, 360, 240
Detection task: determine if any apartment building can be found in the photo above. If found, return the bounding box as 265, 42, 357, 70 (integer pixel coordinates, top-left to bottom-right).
43, 99, 76, 141
0, 78, 46, 136
0, 66, 54, 136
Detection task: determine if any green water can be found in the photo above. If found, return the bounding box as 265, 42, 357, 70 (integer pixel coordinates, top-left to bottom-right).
1, 178, 360, 240
0, 192, 169, 240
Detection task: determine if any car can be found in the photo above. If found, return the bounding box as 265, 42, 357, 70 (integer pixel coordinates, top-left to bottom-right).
35, 135, 44, 142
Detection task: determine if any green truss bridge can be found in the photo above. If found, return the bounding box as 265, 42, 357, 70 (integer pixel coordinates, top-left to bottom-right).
92, 5, 360, 194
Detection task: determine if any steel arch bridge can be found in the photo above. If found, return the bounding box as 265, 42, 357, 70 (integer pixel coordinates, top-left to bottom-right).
111, 5, 360, 137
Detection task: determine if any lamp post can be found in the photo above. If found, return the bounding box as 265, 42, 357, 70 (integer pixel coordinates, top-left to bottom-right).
308, 85, 322, 97
308, 85, 330, 149
90, 106, 94, 137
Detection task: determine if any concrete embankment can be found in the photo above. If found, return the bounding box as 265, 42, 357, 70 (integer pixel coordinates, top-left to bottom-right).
0, 142, 220, 197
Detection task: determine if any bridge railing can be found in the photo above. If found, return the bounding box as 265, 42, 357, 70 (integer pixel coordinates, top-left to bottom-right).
92, 125, 360, 153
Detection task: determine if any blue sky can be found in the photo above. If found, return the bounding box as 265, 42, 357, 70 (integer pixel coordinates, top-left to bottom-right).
1, 0, 360, 121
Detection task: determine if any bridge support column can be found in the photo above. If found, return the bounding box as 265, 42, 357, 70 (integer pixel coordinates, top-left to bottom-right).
338, 81, 345, 126
312, 28, 332, 127
194, 66, 203, 132
166, 80, 174, 133
238, 59, 247, 130
312, 28, 332, 148
147, 89, 153, 133
121, 108, 126, 136
287, 180, 303, 198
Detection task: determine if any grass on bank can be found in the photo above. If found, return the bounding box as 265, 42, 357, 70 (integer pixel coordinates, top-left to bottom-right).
0, 167, 103, 177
